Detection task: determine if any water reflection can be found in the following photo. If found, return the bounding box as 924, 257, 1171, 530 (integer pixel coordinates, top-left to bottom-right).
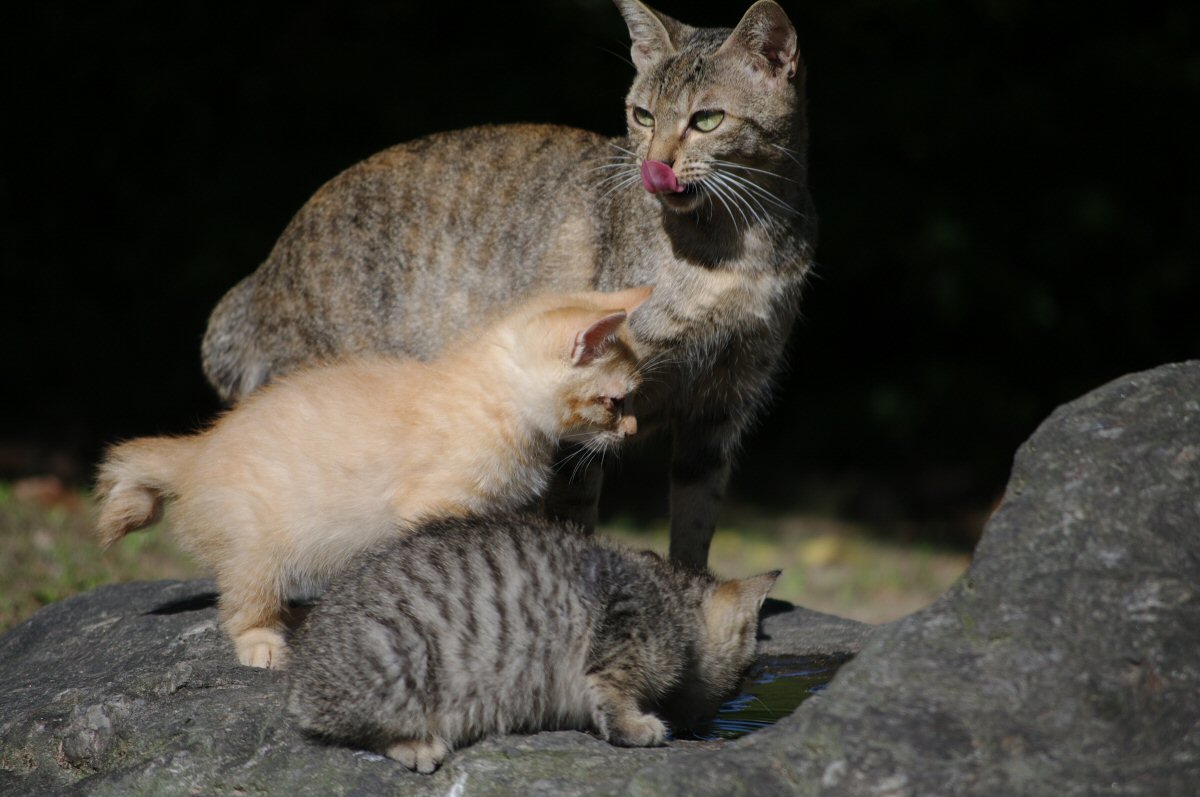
685, 654, 851, 740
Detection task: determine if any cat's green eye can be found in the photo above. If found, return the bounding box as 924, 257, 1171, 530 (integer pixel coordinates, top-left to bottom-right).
691, 110, 725, 133
632, 107, 655, 128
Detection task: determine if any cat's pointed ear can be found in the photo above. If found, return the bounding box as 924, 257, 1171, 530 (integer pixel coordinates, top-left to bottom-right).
572, 311, 628, 365
718, 1, 801, 83
706, 570, 780, 632
737, 570, 781, 612
614, 0, 684, 71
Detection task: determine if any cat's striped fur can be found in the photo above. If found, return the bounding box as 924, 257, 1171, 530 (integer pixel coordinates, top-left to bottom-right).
201, 1, 817, 569
287, 513, 777, 772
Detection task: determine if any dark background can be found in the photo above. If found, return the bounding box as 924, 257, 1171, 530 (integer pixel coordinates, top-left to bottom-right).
4, 1, 1197, 546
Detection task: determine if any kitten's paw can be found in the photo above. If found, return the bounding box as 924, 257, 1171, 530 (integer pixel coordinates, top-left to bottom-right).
609, 712, 668, 748
385, 738, 449, 774
234, 627, 287, 669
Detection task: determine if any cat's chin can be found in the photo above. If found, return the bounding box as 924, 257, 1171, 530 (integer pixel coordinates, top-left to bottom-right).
655, 186, 705, 215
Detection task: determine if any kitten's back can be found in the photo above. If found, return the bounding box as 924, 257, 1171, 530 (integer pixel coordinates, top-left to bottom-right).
287, 515, 605, 748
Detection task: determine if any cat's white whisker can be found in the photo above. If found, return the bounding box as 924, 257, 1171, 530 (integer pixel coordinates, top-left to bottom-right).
590, 170, 639, 192
770, 143, 806, 166
705, 174, 757, 231
710, 158, 799, 185
715, 173, 773, 227
697, 177, 747, 234
607, 142, 642, 160
596, 174, 643, 202
717, 170, 798, 216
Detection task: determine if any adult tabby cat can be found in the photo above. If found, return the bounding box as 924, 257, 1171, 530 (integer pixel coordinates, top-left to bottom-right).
287, 512, 779, 773
95, 287, 648, 668
202, 0, 817, 570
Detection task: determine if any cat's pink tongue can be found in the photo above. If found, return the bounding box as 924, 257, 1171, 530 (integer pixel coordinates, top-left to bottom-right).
640, 160, 683, 194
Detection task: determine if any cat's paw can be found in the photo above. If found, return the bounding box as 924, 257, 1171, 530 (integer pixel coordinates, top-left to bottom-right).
234, 627, 287, 669
385, 738, 449, 774
608, 711, 668, 748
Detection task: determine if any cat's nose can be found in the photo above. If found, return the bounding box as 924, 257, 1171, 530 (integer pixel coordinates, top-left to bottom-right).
641, 160, 683, 194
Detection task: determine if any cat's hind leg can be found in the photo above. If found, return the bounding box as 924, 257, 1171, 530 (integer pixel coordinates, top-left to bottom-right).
385, 737, 450, 774
218, 569, 288, 668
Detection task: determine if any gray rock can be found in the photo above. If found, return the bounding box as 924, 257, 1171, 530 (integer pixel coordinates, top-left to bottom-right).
736, 360, 1200, 797
0, 578, 866, 796
2, 361, 1198, 795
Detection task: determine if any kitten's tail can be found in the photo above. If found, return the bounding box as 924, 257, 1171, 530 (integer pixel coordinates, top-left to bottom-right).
94, 436, 194, 547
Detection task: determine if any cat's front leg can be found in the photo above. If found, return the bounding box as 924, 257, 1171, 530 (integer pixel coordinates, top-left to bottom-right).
587, 675, 668, 747
668, 410, 736, 570
385, 737, 450, 774
542, 442, 605, 532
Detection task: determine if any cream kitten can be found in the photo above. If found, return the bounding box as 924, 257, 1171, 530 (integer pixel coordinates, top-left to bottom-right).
94, 286, 650, 669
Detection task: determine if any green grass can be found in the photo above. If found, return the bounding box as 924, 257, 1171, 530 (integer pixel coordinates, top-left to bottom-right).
0, 480, 971, 633
0, 480, 202, 632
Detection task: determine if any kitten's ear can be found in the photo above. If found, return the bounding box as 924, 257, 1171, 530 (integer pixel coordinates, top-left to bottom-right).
706, 570, 780, 631
572, 311, 628, 365
614, 0, 684, 71
604, 284, 654, 316
738, 570, 782, 612
718, 1, 801, 83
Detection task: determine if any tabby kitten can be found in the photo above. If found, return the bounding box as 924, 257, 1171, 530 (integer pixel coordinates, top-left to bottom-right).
94, 287, 649, 668
201, 0, 817, 570
286, 512, 779, 773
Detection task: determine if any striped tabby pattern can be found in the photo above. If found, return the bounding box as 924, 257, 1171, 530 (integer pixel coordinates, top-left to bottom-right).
286, 513, 778, 773
201, 1, 817, 569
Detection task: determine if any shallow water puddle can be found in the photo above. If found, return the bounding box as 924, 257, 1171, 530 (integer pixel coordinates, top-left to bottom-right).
690, 654, 852, 740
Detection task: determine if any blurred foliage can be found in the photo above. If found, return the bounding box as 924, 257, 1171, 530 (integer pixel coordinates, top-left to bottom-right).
3, 1, 1197, 541
0, 480, 965, 632
0, 480, 201, 632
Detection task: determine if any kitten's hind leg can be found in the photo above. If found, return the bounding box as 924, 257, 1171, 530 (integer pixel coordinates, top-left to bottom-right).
385, 737, 449, 774
219, 572, 288, 669
543, 444, 604, 532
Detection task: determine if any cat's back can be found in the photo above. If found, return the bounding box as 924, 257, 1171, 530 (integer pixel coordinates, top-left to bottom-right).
203, 124, 612, 400
268, 122, 609, 300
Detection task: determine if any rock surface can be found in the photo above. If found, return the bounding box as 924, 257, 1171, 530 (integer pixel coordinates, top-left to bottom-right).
2, 361, 1198, 796
0, 580, 866, 797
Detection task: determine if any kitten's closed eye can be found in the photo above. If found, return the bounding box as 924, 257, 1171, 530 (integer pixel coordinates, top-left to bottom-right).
600, 395, 626, 413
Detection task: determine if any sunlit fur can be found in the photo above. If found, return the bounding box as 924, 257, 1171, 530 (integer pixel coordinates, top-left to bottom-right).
94, 287, 649, 669
287, 513, 779, 773
200, 1, 817, 570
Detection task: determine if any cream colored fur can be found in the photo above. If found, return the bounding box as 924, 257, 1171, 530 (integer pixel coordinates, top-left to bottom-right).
94, 287, 650, 668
